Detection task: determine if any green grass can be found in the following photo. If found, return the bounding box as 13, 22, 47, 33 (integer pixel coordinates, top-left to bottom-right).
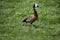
0, 0, 60, 40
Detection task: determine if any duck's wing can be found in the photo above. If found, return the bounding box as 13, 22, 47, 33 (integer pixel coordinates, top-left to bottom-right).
22, 15, 36, 23
26, 15, 36, 22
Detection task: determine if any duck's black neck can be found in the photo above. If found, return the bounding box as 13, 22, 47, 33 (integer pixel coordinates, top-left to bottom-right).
33, 8, 38, 17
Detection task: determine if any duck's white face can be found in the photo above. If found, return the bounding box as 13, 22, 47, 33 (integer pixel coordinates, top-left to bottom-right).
34, 3, 39, 8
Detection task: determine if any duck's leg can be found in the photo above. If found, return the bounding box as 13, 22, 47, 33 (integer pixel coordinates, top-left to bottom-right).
31, 23, 32, 24
30, 22, 37, 28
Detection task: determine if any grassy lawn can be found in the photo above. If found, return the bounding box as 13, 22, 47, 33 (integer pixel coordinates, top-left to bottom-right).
0, 0, 60, 40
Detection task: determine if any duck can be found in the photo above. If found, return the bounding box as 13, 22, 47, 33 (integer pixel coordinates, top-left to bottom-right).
22, 3, 39, 24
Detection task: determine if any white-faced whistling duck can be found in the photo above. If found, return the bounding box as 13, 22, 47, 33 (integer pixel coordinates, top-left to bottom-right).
22, 3, 39, 24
